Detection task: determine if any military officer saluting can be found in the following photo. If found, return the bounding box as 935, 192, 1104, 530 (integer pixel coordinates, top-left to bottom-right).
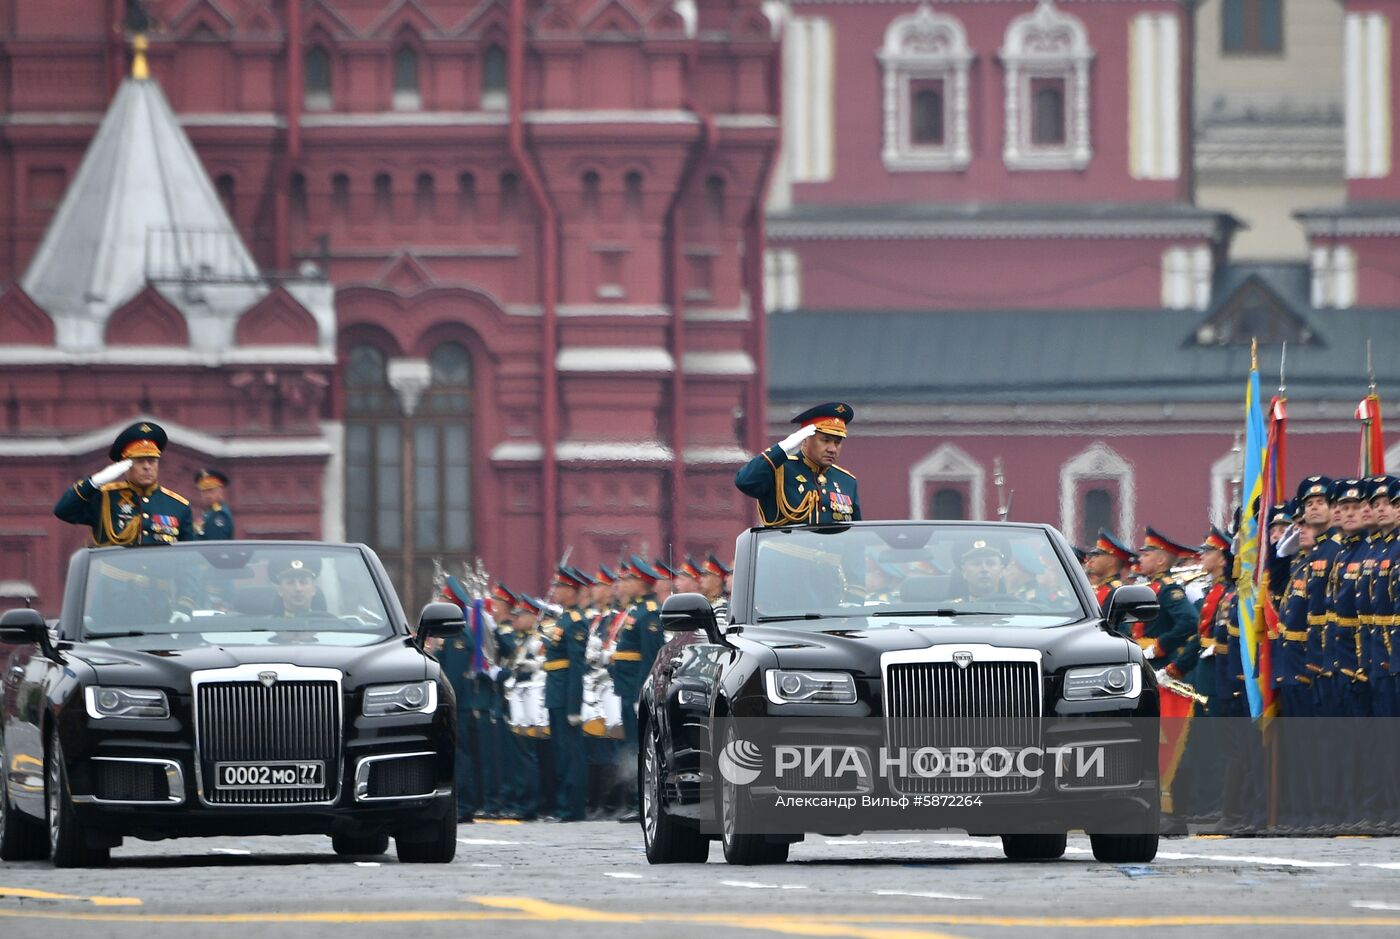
543, 566, 592, 822
192, 468, 235, 540
54, 421, 193, 546
610, 555, 667, 822
735, 402, 861, 526
1084, 530, 1135, 609
1129, 527, 1200, 674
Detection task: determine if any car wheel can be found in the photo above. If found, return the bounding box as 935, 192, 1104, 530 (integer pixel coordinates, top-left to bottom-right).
641, 717, 709, 864
46, 728, 109, 868
332, 832, 390, 857
395, 808, 457, 863
1000, 833, 1067, 861
718, 724, 787, 866
1089, 832, 1159, 863
0, 740, 48, 861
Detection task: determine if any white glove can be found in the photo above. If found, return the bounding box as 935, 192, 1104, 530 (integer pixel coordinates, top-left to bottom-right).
485, 665, 504, 682
1153, 668, 1168, 685
1199, 645, 1216, 659
778, 424, 817, 455
567, 713, 583, 727
1276, 524, 1301, 558
91, 459, 132, 486
169, 610, 191, 624
1142, 644, 1160, 660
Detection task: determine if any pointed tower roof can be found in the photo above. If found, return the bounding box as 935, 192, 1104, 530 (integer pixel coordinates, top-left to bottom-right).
20, 65, 274, 352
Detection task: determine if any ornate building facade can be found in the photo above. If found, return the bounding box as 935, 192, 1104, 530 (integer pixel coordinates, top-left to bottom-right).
0, 0, 779, 607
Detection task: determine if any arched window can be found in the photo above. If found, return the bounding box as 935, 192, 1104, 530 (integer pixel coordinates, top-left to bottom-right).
413, 343, 474, 566
581, 170, 600, 215
482, 43, 508, 110
373, 172, 392, 219
415, 172, 435, 217
879, 5, 973, 170
215, 173, 236, 218
304, 46, 332, 110
345, 344, 403, 563
331, 173, 350, 220
624, 170, 644, 218
1000, 0, 1093, 170
1080, 488, 1113, 545
931, 488, 965, 520
393, 45, 421, 110
705, 175, 725, 223
499, 171, 519, 222
289, 172, 308, 232
457, 172, 477, 219
1059, 443, 1134, 546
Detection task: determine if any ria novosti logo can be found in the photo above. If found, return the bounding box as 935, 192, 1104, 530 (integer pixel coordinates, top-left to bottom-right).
717, 737, 764, 786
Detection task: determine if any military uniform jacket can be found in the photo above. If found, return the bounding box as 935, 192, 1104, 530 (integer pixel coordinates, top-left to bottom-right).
1166, 579, 1225, 696
1326, 533, 1367, 681
735, 445, 860, 527
1305, 529, 1343, 676
1093, 577, 1124, 610
543, 608, 587, 714
1215, 587, 1243, 700
1275, 547, 1313, 687
437, 634, 491, 712
195, 502, 235, 540
1128, 575, 1196, 664
611, 595, 665, 702
1361, 532, 1397, 680
54, 477, 194, 546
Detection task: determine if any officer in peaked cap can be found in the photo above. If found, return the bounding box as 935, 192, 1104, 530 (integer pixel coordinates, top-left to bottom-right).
271, 556, 324, 617
192, 468, 235, 540
55, 420, 194, 547
1085, 530, 1135, 609
699, 553, 731, 614
1129, 527, 1199, 671
543, 565, 592, 821
735, 402, 861, 527
611, 555, 666, 821
438, 576, 487, 821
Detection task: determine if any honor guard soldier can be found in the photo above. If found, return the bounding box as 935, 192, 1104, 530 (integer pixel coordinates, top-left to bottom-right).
55, 421, 194, 546
735, 402, 861, 526
653, 559, 678, 603
1085, 530, 1134, 609
1326, 479, 1370, 717
700, 553, 732, 625
1131, 528, 1199, 674
439, 575, 501, 822
544, 566, 592, 822
611, 555, 666, 822
192, 469, 235, 540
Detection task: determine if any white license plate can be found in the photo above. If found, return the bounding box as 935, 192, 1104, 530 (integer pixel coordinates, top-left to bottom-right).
215, 761, 324, 789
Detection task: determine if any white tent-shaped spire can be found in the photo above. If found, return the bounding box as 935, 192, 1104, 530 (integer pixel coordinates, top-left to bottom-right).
21, 68, 264, 351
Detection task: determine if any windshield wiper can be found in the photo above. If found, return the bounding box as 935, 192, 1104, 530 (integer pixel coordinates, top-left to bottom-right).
85, 630, 155, 638
869, 609, 1000, 617
756, 613, 855, 624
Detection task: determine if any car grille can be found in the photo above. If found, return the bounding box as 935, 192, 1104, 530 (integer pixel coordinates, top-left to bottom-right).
366, 755, 437, 799
95, 762, 169, 802
196, 680, 340, 805
884, 661, 1041, 795
1057, 741, 1143, 790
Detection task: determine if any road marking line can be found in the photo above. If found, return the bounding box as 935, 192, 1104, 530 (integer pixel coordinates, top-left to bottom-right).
354, 862, 380, 868
456, 838, 519, 845
873, 890, 983, 902
823, 840, 923, 846
603, 873, 645, 879
721, 882, 809, 890
1354, 901, 1400, 911
470, 863, 503, 868
0, 887, 141, 907
479, 819, 523, 825
1153, 851, 1348, 869
1360, 862, 1400, 870
211, 848, 251, 856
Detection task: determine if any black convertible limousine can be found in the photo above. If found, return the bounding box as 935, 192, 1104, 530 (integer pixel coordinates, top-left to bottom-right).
638, 521, 1164, 866
0, 542, 466, 867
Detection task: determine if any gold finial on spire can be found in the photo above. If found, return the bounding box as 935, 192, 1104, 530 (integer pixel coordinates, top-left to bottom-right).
131, 33, 149, 80
1250, 337, 1258, 371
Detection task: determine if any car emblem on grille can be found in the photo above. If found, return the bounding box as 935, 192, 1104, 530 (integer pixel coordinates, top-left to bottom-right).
258, 671, 278, 687
952, 651, 973, 669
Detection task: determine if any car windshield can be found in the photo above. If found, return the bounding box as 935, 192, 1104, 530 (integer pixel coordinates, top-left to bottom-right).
80, 544, 394, 647
751, 524, 1086, 627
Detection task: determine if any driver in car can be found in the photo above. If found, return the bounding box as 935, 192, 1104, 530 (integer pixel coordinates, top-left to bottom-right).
952, 539, 1010, 602
273, 558, 322, 617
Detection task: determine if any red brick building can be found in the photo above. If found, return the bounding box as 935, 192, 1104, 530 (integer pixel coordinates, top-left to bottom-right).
0, 0, 779, 607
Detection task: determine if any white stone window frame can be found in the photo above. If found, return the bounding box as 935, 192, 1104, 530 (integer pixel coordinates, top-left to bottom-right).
1209, 445, 1243, 530
909, 443, 984, 520
879, 4, 973, 173
1000, 0, 1094, 172
1059, 442, 1134, 545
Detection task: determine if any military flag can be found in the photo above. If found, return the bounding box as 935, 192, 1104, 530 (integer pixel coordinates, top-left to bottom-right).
1356, 391, 1385, 476
1235, 342, 1282, 723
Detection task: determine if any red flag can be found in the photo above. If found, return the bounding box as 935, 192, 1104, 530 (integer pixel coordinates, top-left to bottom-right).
1357, 393, 1385, 475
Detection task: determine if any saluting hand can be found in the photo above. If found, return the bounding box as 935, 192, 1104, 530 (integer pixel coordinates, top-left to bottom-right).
778, 424, 817, 455
91, 459, 133, 486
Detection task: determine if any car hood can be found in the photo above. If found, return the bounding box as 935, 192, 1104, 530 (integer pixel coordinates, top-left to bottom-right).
66, 638, 428, 690
733, 616, 1133, 676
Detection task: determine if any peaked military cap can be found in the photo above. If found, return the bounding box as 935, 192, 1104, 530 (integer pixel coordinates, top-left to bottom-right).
441, 574, 473, 607
1295, 475, 1334, 504
110, 420, 168, 461
491, 583, 519, 607
702, 553, 732, 576
958, 537, 1006, 563
680, 556, 703, 580
272, 556, 321, 581
654, 558, 679, 579
1071, 545, 1088, 564
1267, 501, 1294, 528
595, 564, 617, 585
623, 555, 662, 583
1366, 475, 1398, 503
1201, 525, 1233, 553
1009, 543, 1044, 574
791, 402, 855, 439
554, 566, 594, 589
519, 594, 547, 615
1139, 527, 1195, 557
1332, 478, 1365, 504
1087, 530, 1135, 565
194, 468, 229, 491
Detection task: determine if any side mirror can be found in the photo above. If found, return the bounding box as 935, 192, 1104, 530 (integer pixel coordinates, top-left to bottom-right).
1104, 584, 1159, 631
0, 608, 47, 644
417, 602, 467, 638
661, 593, 719, 643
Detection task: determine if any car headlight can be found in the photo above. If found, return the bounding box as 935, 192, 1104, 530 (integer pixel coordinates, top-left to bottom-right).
85, 686, 170, 720
363, 681, 437, 716
1062, 664, 1141, 701
764, 670, 857, 705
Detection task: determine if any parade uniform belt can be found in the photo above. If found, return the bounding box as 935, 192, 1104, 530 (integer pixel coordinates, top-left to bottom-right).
612, 651, 642, 662
1227, 625, 1240, 637
1282, 629, 1308, 642
543, 660, 570, 671
1307, 614, 1328, 626
1332, 617, 1360, 628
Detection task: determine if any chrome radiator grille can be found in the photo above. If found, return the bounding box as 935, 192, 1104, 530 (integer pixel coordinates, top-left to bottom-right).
195, 681, 340, 805
884, 661, 1041, 795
